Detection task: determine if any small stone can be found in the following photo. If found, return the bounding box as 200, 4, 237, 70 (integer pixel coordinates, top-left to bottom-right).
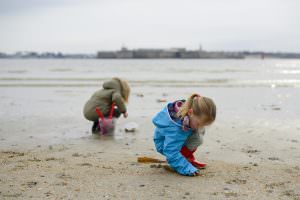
150, 164, 162, 168
272, 107, 281, 111
78, 163, 92, 167
72, 153, 80, 157
157, 98, 167, 103
268, 157, 279, 161
136, 93, 144, 97
44, 191, 52, 196
124, 122, 139, 132
294, 166, 300, 170
247, 149, 260, 154
45, 157, 56, 161
27, 181, 38, 188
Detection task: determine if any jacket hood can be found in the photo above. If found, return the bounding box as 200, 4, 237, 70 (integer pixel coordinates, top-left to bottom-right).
102, 79, 122, 92
152, 103, 194, 133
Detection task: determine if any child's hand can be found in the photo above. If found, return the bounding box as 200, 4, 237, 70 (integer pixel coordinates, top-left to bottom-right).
123, 112, 128, 118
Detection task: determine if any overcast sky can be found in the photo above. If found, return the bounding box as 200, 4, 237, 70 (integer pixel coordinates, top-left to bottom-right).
0, 0, 299, 53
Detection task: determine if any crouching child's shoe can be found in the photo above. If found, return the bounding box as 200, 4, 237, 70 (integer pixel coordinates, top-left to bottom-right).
92, 121, 100, 134
180, 146, 207, 169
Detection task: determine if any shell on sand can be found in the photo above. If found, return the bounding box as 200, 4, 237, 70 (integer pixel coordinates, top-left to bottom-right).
124, 122, 139, 132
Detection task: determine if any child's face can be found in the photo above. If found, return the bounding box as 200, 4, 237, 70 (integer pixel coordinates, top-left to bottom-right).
188, 110, 210, 129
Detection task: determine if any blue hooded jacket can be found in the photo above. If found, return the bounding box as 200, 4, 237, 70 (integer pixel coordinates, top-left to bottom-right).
152, 103, 198, 176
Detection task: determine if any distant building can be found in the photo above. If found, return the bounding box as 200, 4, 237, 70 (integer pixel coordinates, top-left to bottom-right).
3, 46, 300, 60
116, 47, 134, 58
96, 47, 246, 59
0, 52, 7, 58
134, 49, 163, 58
97, 51, 116, 58
181, 51, 200, 58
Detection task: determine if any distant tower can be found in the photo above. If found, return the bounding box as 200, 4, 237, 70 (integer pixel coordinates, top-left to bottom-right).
199, 44, 203, 52
121, 44, 128, 51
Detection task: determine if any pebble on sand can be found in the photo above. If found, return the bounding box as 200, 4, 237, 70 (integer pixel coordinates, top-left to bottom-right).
156, 98, 167, 103
124, 122, 139, 132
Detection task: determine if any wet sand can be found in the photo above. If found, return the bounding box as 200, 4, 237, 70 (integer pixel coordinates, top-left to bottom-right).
1, 85, 300, 199
1, 57, 300, 199
1, 141, 300, 199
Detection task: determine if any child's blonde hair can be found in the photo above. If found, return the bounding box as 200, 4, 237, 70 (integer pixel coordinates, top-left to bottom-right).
178, 93, 216, 124
113, 77, 130, 103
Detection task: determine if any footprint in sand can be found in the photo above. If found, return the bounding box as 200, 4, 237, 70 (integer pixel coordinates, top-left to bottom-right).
72, 153, 81, 157
56, 173, 72, 179
281, 190, 300, 199
1, 151, 25, 158
45, 157, 58, 161
241, 147, 261, 154
268, 157, 280, 161
22, 181, 37, 188
226, 178, 247, 184
78, 163, 93, 167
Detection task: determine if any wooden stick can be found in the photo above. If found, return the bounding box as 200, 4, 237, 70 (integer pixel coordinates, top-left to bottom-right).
137, 156, 166, 163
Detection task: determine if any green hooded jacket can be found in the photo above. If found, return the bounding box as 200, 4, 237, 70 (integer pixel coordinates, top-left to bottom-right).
83, 79, 127, 121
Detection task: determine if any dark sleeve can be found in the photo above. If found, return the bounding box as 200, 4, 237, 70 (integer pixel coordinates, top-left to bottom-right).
112, 92, 127, 113
185, 131, 203, 151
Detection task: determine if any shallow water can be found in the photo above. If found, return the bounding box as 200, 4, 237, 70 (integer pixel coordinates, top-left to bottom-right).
0, 59, 300, 87
0, 59, 299, 147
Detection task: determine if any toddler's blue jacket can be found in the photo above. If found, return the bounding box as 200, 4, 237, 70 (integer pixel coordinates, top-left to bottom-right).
152, 103, 198, 175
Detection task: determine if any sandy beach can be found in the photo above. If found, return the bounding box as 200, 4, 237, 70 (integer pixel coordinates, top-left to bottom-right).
1, 59, 300, 199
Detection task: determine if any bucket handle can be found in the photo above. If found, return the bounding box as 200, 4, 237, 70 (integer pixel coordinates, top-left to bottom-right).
95, 102, 115, 120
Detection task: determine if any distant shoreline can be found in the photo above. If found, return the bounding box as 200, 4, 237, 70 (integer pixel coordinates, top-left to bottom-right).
1, 47, 300, 59
95, 56, 300, 59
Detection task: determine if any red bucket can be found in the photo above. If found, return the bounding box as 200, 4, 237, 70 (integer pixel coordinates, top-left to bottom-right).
95, 103, 116, 135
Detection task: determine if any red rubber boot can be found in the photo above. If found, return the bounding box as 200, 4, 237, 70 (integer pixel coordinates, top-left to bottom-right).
180, 146, 207, 169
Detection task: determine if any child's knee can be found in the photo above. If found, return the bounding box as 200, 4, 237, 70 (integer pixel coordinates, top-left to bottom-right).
185, 143, 201, 151
185, 140, 202, 151
185, 134, 203, 150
